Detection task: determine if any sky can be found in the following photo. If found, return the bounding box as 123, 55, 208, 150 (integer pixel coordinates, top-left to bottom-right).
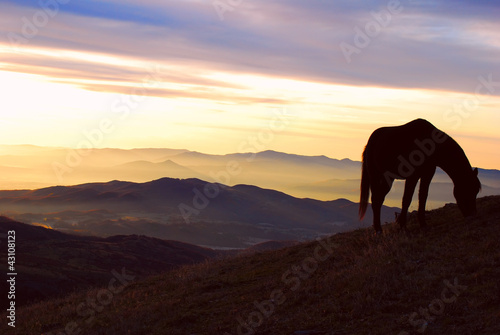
0, 0, 499, 168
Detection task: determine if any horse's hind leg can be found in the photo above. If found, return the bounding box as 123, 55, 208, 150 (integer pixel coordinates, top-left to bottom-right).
417, 166, 436, 229
371, 177, 393, 234
398, 176, 419, 230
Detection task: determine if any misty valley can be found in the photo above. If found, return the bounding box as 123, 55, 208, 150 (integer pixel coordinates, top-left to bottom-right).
1, 178, 397, 249
1, 144, 499, 249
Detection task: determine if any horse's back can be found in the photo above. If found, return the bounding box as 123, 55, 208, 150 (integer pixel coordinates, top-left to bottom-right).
371, 118, 434, 138
400, 118, 436, 134
367, 119, 436, 148
363, 118, 440, 174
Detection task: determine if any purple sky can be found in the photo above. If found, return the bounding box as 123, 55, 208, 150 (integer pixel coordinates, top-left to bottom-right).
0, 0, 499, 167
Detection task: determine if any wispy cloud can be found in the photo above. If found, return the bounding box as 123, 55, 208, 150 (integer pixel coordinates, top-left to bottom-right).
1, 0, 499, 96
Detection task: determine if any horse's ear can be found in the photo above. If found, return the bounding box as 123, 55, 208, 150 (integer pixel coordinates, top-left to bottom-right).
473, 167, 478, 176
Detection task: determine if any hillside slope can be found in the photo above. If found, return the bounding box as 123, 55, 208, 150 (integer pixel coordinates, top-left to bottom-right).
2, 196, 499, 335
0, 217, 220, 309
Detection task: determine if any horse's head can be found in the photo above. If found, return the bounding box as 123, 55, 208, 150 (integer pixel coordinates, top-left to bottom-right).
454, 167, 481, 217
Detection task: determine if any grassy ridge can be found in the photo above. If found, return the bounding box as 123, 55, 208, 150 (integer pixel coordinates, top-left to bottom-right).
3, 196, 500, 335
0, 218, 220, 309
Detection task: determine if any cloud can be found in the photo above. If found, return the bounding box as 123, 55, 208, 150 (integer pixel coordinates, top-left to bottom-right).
0, 0, 206, 27
0, 0, 499, 97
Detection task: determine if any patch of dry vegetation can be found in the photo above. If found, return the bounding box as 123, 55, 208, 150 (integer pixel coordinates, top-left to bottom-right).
3, 196, 499, 335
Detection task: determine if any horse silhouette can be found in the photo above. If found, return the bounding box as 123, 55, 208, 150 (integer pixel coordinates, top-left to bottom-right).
359, 119, 481, 233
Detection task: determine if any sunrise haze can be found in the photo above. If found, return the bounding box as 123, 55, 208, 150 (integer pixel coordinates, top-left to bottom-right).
0, 0, 499, 169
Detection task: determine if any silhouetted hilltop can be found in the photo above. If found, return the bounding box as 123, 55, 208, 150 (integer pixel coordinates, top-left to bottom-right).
0, 145, 498, 207
0, 177, 397, 248
0, 177, 396, 225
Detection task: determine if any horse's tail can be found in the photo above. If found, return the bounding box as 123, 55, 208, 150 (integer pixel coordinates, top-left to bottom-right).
359, 147, 370, 220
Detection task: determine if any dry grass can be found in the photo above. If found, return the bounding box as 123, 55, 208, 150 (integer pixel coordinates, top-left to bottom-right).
2, 196, 500, 335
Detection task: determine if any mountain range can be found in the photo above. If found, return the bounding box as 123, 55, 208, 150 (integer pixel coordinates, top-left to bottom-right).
0, 145, 499, 209
0, 177, 398, 249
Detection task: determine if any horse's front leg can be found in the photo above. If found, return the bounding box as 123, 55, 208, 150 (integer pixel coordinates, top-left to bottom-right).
398, 176, 419, 230
418, 166, 436, 228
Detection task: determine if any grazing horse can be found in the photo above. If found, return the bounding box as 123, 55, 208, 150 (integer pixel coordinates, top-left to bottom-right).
359, 119, 481, 233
